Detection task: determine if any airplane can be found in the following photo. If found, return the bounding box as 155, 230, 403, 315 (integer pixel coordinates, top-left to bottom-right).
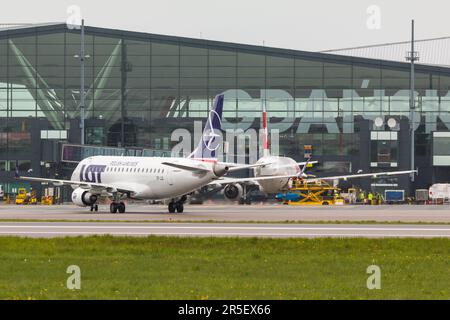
209, 103, 417, 202
215, 102, 318, 204
19, 94, 267, 214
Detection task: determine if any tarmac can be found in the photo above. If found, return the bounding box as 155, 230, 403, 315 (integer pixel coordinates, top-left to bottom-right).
0, 203, 449, 223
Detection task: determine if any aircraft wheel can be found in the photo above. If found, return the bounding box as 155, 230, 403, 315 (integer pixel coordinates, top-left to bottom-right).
168, 202, 176, 213
94, 205, 99, 212
90, 206, 94, 212
245, 198, 252, 205
176, 203, 184, 213
118, 202, 126, 213
110, 203, 118, 213
238, 198, 245, 205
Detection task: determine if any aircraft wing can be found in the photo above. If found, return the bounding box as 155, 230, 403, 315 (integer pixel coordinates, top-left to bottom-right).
18, 176, 134, 194
161, 162, 210, 173
221, 161, 314, 170
297, 160, 318, 166
226, 162, 274, 172
303, 170, 417, 182
208, 174, 296, 185
163, 161, 273, 173
208, 170, 417, 186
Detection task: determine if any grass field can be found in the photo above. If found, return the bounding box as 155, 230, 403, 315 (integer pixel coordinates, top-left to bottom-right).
0, 236, 448, 299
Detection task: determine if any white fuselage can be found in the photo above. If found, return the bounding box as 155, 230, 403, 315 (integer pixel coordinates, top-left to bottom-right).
71, 156, 219, 200
253, 156, 300, 193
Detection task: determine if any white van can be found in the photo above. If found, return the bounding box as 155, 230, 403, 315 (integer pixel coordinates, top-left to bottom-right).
429, 184, 450, 202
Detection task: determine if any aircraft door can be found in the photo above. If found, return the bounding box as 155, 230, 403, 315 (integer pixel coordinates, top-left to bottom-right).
166, 168, 174, 185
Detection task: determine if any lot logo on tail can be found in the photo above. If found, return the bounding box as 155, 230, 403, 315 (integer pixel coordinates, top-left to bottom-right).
203, 109, 222, 152
190, 94, 224, 159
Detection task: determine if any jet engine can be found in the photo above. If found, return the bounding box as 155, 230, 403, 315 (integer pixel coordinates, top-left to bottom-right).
213, 163, 229, 177
223, 183, 243, 200
71, 188, 98, 207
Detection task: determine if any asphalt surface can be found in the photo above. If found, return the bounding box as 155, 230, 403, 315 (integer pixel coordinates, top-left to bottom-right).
0, 222, 448, 238
0, 203, 449, 223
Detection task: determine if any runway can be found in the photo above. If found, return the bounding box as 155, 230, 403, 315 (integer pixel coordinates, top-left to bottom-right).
0, 203, 449, 223
0, 222, 448, 238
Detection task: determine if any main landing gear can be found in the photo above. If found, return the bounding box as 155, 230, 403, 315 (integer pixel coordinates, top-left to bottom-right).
110, 202, 126, 213
90, 204, 99, 212
108, 193, 126, 213
168, 195, 187, 213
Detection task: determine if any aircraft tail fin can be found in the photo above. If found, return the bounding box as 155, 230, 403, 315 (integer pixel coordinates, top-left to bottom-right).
188, 94, 224, 160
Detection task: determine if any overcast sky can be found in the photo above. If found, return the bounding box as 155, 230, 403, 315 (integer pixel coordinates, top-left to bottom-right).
2, 0, 449, 51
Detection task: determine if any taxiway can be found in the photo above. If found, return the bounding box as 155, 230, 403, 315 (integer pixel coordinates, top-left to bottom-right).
0, 203, 449, 223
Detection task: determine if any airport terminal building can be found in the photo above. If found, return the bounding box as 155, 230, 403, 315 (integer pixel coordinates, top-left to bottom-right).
1, 23, 450, 198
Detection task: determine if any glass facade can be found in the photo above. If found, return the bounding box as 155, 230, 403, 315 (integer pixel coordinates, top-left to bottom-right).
1, 24, 450, 194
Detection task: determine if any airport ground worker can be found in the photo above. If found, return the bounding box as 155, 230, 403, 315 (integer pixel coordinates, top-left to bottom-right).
368, 192, 373, 205
375, 192, 382, 205
358, 191, 365, 204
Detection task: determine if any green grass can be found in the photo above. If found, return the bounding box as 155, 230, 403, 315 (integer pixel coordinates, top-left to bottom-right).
0, 236, 448, 300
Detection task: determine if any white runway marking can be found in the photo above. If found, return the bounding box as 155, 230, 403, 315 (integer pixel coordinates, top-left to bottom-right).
0, 222, 449, 238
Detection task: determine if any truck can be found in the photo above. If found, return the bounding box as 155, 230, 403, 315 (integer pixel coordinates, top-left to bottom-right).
428, 184, 450, 204
15, 188, 37, 205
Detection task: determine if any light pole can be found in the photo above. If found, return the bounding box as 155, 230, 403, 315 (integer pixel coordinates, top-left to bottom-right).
81, 19, 85, 145
406, 19, 419, 183
73, 19, 90, 145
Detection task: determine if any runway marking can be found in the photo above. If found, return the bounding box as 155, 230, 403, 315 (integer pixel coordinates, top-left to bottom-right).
0, 225, 449, 231
0, 223, 449, 238
0, 231, 448, 238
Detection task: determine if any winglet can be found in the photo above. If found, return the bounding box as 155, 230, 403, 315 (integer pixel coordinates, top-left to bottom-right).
298, 158, 312, 178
